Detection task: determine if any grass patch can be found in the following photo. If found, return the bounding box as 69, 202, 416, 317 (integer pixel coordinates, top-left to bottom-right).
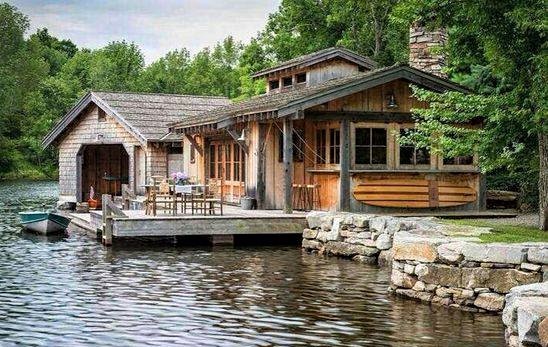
444, 219, 548, 243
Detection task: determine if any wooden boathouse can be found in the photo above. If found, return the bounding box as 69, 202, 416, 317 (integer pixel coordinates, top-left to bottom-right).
42, 92, 229, 203
169, 43, 484, 214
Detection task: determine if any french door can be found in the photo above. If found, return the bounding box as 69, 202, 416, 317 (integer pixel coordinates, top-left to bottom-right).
209, 141, 246, 203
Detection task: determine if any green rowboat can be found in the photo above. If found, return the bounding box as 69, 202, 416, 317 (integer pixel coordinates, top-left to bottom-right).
19, 212, 71, 234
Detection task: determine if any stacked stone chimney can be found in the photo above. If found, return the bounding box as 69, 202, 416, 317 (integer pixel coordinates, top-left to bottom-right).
409, 23, 447, 78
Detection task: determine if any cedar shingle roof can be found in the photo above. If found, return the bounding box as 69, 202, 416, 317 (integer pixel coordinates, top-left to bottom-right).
93, 91, 229, 140
42, 91, 229, 147
170, 64, 469, 131
252, 47, 377, 78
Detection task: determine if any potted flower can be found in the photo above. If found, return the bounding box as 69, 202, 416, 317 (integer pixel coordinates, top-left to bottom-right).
170, 171, 190, 186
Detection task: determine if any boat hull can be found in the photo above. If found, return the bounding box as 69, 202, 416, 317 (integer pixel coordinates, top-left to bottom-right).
19, 212, 70, 235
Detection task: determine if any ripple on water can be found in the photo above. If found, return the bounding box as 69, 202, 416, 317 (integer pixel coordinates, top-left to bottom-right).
0, 181, 505, 346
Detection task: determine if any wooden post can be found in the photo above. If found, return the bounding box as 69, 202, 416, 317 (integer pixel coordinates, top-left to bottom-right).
339, 119, 351, 211
102, 194, 113, 246
121, 184, 129, 210
256, 123, 266, 209
283, 118, 293, 214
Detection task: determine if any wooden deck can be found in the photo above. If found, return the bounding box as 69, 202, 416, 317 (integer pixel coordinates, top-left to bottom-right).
69, 205, 308, 242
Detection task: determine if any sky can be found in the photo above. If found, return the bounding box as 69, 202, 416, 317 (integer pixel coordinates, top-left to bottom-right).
10, 0, 280, 64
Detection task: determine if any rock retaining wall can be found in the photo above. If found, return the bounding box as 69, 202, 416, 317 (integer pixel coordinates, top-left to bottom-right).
302, 211, 548, 346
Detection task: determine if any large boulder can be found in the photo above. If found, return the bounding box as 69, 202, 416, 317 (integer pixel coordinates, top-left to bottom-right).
461, 243, 528, 264
302, 239, 321, 251
461, 267, 541, 293
474, 292, 505, 311
437, 241, 466, 264
391, 269, 417, 289
416, 264, 462, 288
503, 283, 548, 332
306, 211, 327, 229
375, 233, 393, 250
517, 299, 548, 345
393, 241, 438, 263
528, 246, 548, 265
539, 317, 548, 347
302, 228, 318, 239
324, 241, 378, 257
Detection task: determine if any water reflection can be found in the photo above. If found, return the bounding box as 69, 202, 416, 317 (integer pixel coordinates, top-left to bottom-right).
0, 181, 505, 346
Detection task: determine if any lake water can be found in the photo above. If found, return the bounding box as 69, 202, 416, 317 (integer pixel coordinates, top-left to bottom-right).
0, 181, 505, 346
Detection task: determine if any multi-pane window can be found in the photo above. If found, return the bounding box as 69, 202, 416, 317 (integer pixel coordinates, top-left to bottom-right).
316, 129, 327, 164
278, 129, 304, 162
282, 76, 293, 87
209, 143, 246, 181
355, 128, 387, 165
329, 129, 340, 164
269, 80, 279, 90
399, 129, 430, 165
209, 144, 217, 178
296, 73, 306, 84
443, 155, 474, 165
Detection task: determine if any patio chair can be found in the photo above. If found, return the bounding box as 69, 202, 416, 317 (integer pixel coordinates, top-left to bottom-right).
193, 179, 223, 215
146, 178, 176, 216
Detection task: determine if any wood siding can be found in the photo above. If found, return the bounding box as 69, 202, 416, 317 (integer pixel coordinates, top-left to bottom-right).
57, 105, 141, 200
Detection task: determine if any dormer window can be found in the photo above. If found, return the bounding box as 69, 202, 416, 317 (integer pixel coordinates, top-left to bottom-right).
98, 109, 106, 122
282, 76, 293, 88
296, 73, 306, 84
269, 80, 279, 90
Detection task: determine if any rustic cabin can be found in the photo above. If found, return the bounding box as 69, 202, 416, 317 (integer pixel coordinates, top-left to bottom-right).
42, 91, 229, 203
170, 29, 485, 214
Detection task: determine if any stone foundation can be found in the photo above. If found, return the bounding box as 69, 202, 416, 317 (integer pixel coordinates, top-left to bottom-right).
302, 211, 548, 345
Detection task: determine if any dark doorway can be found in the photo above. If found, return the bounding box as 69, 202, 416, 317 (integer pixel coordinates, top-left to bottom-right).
80, 144, 129, 201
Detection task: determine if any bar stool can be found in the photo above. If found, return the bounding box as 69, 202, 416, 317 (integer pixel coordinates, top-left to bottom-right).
306, 184, 321, 210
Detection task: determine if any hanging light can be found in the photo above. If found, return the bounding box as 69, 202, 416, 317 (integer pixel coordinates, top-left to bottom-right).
386, 92, 398, 109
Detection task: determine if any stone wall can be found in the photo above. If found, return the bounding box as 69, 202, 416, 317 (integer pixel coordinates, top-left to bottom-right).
390, 230, 547, 313
302, 212, 548, 346
302, 212, 399, 265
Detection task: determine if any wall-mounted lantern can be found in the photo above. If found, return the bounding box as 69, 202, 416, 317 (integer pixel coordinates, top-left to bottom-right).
386, 92, 398, 109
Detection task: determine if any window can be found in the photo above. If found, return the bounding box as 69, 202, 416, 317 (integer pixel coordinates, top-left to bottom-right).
278, 129, 304, 162
316, 129, 327, 164
329, 129, 340, 164
399, 129, 430, 165
98, 109, 106, 122
355, 128, 387, 165
296, 73, 306, 84
168, 144, 183, 154
282, 76, 293, 87
209, 145, 216, 178
443, 155, 474, 165
225, 145, 232, 180
269, 80, 279, 90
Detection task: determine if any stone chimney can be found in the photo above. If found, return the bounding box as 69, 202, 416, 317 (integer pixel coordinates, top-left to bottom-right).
409, 22, 447, 78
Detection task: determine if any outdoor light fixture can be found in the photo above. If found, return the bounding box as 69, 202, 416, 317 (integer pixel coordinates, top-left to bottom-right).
386, 92, 398, 108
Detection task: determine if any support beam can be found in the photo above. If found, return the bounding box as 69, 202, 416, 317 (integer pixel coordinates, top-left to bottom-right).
256, 123, 266, 209
339, 119, 351, 211
184, 134, 203, 156
225, 128, 249, 154
283, 118, 293, 214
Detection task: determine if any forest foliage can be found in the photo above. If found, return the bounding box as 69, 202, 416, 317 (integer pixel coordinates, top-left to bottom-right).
0, 1, 545, 213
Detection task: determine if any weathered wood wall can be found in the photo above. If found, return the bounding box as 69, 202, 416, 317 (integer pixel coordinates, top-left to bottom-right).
57, 105, 141, 201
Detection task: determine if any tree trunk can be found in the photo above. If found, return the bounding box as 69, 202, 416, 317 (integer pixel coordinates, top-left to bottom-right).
540, 132, 548, 230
